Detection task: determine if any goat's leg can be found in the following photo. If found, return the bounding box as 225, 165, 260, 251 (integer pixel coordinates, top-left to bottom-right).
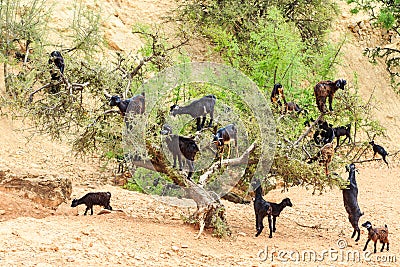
84, 207, 89, 216
255, 213, 260, 231
90, 206, 94, 215
235, 139, 239, 157
328, 94, 334, 112
172, 154, 177, 169
255, 215, 264, 237
200, 116, 206, 129
355, 228, 360, 242
363, 239, 370, 251
267, 215, 273, 238
381, 242, 386, 252
387, 242, 389, 251
178, 153, 183, 171
382, 155, 389, 166
373, 241, 377, 253
196, 117, 201, 131
351, 228, 356, 238
208, 111, 214, 127
272, 216, 277, 232
227, 143, 231, 159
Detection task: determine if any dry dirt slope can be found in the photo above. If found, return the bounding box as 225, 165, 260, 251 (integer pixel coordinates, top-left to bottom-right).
1, 0, 400, 266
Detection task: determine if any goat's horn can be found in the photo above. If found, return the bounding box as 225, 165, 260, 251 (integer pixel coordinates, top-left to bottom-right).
103, 89, 112, 99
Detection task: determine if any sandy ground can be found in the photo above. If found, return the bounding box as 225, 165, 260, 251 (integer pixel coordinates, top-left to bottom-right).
0, 0, 400, 266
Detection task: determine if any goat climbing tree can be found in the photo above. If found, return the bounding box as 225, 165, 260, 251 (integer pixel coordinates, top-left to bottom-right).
123, 62, 276, 237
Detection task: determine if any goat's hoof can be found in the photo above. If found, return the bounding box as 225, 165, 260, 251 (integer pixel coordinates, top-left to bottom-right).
268, 235, 272, 238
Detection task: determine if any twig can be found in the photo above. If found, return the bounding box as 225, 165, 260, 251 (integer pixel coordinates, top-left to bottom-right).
295, 221, 328, 230
28, 83, 55, 103
293, 113, 324, 146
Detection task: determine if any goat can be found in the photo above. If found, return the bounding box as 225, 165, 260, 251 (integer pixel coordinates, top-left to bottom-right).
269, 198, 293, 233
284, 101, 307, 115
342, 163, 363, 242
333, 123, 351, 148
71, 192, 112, 215
108, 93, 145, 117
369, 141, 389, 166
213, 123, 239, 164
252, 180, 273, 238
161, 124, 200, 179
48, 51, 65, 81
170, 95, 216, 131
270, 83, 286, 106
314, 79, 346, 113
362, 221, 389, 253
313, 120, 335, 145
307, 142, 334, 175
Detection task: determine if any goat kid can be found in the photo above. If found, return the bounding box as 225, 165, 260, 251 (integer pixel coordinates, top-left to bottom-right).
170, 95, 216, 131
161, 124, 199, 179
314, 79, 346, 113
342, 163, 363, 242
48, 50, 65, 81
109, 93, 145, 117
333, 123, 351, 148
71, 192, 112, 215
213, 124, 239, 164
369, 141, 389, 166
269, 198, 293, 233
362, 221, 389, 253
270, 83, 286, 107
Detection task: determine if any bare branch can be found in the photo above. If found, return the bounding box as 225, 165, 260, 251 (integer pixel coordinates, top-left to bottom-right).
293, 113, 324, 146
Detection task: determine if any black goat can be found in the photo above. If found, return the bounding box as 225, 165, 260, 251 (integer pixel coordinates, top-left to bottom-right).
342, 163, 363, 242
362, 221, 389, 253
333, 123, 351, 148
161, 124, 200, 179
269, 198, 293, 233
71, 192, 112, 215
108, 93, 145, 117
313, 120, 335, 145
48, 51, 65, 81
252, 180, 273, 238
369, 141, 389, 166
170, 95, 216, 131
213, 124, 239, 164
314, 79, 346, 113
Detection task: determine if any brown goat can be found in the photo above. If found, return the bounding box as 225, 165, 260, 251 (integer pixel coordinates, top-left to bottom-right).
314, 79, 346, 113
270, 83, 286, 106
362, 221, 389, 253
307, 142, 334, 175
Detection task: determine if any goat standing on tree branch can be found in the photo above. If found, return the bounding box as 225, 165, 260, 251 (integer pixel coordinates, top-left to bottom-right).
314, 79, 346, 113
213, 123, 239, 165
170, 95, 216, 131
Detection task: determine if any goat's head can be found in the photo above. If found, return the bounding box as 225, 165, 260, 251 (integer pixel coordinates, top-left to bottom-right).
212, 134, 224, 146
345, 163, 358, 173
250, 178, 262, 192
335, 79, 347, 90
170, 104, 179, 116
109, 95, 122, 107
362, 221, 372, 229
160, 124, 173, 135
369, 140, 375, 146
71, 199, 78, 207
282, 198, 293, 207
50, 50, 62, 59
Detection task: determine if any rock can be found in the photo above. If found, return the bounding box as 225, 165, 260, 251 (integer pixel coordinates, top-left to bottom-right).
171, 245, 179, 251
0, 170, 72, 208
0, 209, 5, 215
237, 232, 247, 237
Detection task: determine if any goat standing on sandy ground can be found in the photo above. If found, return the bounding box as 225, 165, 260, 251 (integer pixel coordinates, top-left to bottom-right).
333, 123, 351, 148
269, 198, 293, 233
369, 141, 389, 166
314, 79, 346, 113
170, 95, 216, 131
161, 124, 200, 179
362, 221, 389, 253
71, 192, 112, 215
213, 123, 239, 165
251, 180, 273, 238
342, 163, 364, 242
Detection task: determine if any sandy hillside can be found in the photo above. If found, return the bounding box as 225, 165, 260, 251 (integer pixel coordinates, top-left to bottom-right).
0, 0, 400, 266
